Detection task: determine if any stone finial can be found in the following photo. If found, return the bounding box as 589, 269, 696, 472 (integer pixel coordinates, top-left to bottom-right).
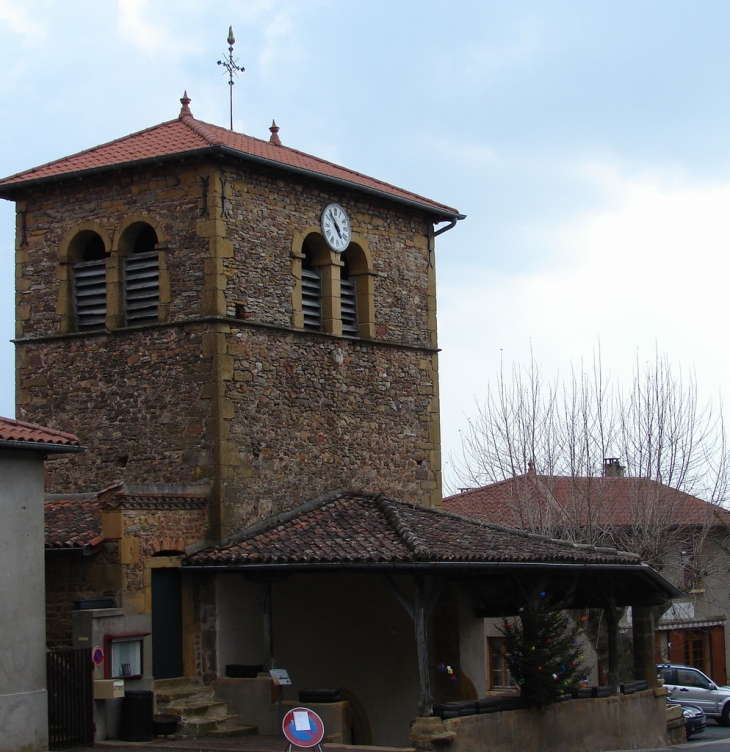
179, 91, 192, 119
269, 119, 282, 146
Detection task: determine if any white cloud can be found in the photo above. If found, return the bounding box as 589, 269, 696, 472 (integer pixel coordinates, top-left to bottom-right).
0, 0, 47, 41
117, 0, 180, 55
439, 162, 730, 486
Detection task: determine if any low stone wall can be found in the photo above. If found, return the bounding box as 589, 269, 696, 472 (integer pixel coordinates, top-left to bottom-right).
412, 688, 669, 752
215, 676, 351, 743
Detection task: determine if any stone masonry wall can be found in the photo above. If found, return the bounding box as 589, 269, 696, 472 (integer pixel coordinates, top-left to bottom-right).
15, 155, 443, 536
18, 324, 214, 494
221, 327, 439, 533
16, 165, 208, 339
220, 163, 436, 346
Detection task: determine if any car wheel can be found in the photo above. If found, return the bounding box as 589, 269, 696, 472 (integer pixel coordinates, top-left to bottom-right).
720, 704, 730, 727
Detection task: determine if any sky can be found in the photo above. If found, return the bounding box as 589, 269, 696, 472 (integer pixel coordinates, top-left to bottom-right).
2, 0, 730, 491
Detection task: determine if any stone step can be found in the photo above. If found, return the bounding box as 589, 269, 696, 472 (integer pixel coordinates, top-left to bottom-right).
156, 686, 215, 705
206, 724, 258, 739
155, 677, 200, 690
178, 718, 219, 739
164, 700, 228, 719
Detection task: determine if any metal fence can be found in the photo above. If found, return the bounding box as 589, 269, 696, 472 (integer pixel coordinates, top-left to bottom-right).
46, 648, 94, 749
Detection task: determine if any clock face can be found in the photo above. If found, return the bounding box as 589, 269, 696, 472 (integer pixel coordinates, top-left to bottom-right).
321, 204, 351, 252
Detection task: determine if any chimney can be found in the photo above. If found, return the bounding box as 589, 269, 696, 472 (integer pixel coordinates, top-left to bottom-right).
603, 458, 625, 477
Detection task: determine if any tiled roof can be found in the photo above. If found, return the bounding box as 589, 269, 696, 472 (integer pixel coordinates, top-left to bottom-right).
443, 472, 730, 529
99, 481, 209, 510
184, 490, 641, 568
0, 416, 83, 451
0, 97, 462, 219
45, 493, 103, 550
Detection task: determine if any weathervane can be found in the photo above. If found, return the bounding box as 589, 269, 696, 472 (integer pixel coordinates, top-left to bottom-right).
217, 26, 245, 131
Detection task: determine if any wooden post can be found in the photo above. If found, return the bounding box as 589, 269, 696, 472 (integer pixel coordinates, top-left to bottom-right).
604, 605, 620, 694
632, 605, 657, 687
379, 573, 445, 717
414, 576, 432, 718
263, 580, 275, 670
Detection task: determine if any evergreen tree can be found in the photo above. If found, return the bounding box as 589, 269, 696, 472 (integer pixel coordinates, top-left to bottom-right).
498, 585, 587, 708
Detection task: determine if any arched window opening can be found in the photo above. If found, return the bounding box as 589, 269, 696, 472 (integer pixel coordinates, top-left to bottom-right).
122, 223, 160, 325
301, 239, 322, 331
342, 242, 374, 339
340, 256, 358, 336
71, 231, 107, 331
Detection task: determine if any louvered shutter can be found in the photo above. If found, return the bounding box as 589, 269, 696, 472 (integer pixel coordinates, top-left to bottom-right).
124, 251, 159, 324
73, 259, 107, 331
341, 277, 358, 335
302, 267, 322, 330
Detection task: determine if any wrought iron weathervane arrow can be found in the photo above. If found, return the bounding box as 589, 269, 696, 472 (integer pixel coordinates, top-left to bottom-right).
218, 26, 245, 131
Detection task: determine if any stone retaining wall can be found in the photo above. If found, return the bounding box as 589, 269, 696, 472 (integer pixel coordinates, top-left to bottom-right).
411, 688, 669, 752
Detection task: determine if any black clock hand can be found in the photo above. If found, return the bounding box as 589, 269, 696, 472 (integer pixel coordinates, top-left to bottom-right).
330, 213, 342, 238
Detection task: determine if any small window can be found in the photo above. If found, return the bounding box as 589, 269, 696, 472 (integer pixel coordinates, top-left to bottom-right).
301, 245, 322, 331
488, 637, 513, 689
72, 232, 107, 331
123, 224, 160, 325
104, 632, 149, 680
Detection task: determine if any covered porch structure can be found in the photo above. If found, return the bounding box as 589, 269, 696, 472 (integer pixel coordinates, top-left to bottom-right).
182, 490, 681, 748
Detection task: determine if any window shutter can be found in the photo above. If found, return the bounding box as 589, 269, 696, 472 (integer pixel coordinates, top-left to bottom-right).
73, 259, 107, 331
340, 277, 358, 335
301, 267, 322, 330
124, 251, 159, 324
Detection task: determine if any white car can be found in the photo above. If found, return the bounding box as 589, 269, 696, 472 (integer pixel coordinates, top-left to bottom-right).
659, 664, 730, 725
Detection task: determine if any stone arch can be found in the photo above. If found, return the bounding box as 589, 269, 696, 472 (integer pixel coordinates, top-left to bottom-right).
291, 226, 342, 334
57, 222, 112, 333
342, 233, 375, 339
291, 227, 374, 337
109, 214, 170, 327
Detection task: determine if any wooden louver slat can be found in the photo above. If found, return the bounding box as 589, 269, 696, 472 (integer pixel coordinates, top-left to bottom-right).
73, 259, 107, 331
124, 251, 159, 324
302, 267, 322, 331
340, 277, 358, 335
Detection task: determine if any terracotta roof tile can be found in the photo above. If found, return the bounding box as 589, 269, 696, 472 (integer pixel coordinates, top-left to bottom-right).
0, 416, 82, 448
45, 494, 102, 550
443, 473, 730, 529
0, 103, 461, 219
184, 490, 640, 568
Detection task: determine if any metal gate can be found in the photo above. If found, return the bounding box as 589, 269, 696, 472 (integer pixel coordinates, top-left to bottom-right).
46, 648, 94, 750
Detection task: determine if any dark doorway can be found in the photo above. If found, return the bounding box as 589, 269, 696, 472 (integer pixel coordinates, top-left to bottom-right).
152, 568, 183, 679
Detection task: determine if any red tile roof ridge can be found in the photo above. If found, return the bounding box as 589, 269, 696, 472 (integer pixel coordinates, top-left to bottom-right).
180, 112, 225, 146
374, 493, 431, 560
0, 415, 82, 446
187, 117, 460, 216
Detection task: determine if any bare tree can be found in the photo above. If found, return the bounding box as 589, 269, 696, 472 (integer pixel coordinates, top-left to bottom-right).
449, 351, 730, 587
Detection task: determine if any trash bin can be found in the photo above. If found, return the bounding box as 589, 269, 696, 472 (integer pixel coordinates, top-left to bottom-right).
120, 690, 154, 741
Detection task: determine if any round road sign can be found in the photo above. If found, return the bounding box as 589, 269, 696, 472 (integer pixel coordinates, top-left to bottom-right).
282, 707, 325, 748
92, 646, 104, 665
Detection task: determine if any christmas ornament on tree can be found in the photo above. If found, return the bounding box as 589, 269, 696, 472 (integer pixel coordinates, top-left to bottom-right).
498, 584, 588, 708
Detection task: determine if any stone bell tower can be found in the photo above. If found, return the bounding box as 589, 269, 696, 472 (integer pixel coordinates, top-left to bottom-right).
0, 94, 463, 540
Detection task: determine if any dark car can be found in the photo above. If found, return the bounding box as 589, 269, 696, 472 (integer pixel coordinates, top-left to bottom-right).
679, 704, 707, 738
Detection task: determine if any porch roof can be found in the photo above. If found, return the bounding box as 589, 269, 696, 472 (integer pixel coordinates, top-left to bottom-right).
182, 490, 681, 610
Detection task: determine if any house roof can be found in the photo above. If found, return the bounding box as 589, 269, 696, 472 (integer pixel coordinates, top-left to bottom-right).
443, 471, 730, 530
184, 490, 681, 611
0, 416, 85, 454
184, 489, 643, 568
45, 493, 103, 550
0, 95, 463, 221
